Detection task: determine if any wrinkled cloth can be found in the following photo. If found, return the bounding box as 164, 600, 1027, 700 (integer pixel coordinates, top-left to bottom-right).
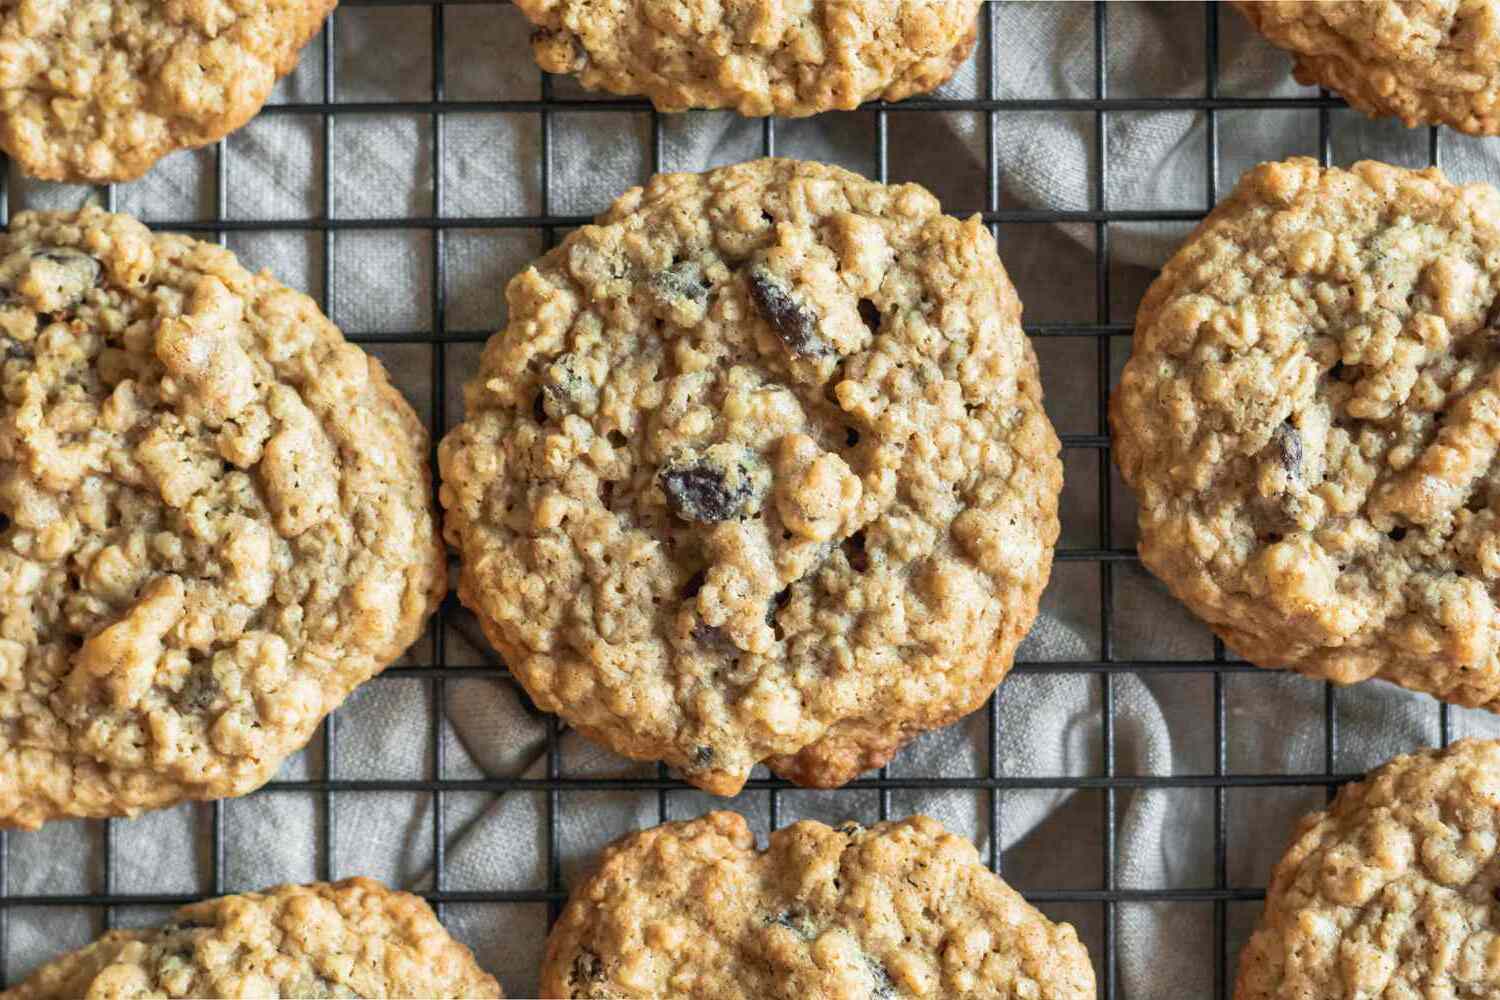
9, 3, 1500, 997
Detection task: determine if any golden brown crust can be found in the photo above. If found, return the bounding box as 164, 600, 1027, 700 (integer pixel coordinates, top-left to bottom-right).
513, 0, 980, 117
0, 0, 335, 181
439, 158, 1062, 795
1113, 158, 1500, 709
1235, 740, 1500, 998
5, 878, 502, 999
541, 812, 1094, 999
0, 206, 445, 828
1234, 0, 1500, 135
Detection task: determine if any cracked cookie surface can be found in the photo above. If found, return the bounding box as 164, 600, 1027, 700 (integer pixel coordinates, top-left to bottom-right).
5, 878, 502, 998
541, 812, 1094, 1000
1235, 0, 1500, 135
1112, 158, 1500, 710
1235, 739, 1500, 998
438, 158, 1061, 794
0, 206, 444, 829
0, 0, 334, 181
514, 0, 981, 117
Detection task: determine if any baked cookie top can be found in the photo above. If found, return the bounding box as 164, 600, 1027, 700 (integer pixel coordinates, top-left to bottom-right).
0, 206, 444, 829
0, 0, 334, 182
6, 878, 503, 998
515, 0, 981, 117
542, 812, 1095, 1000
1235, 0, 1500, 135
1236, 739, 1500, 998
1112, 158, 1500, 708
438, 158, 1061, 794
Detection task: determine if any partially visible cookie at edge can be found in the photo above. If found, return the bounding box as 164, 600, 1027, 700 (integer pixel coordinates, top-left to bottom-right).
5, 877, 503, 998
1234, 0, 1500, 134
541, 812, 1095, 999
0, 0, 335, 181
1235, 739, 1500, 998
0, 205, 446, 828
1112, 158, 1500, 710
438, 157, 1062, 795
514, 0, 982, 117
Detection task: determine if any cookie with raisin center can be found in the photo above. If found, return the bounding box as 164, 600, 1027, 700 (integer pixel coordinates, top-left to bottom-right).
439, 158, 1061, 794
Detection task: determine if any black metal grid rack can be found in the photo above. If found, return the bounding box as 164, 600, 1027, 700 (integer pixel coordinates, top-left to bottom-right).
0, 2, 1471, 996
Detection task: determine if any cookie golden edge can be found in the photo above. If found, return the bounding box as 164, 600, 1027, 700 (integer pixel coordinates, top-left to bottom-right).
4, 877, 502, 999
540, 812, 1095, 999
0, 0, 337, 182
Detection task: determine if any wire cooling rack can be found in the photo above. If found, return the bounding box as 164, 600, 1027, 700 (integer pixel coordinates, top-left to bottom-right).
0, 2, 1473, 996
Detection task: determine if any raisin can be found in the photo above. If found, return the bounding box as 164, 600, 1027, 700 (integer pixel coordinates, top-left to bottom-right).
842, 530, 869, 572
659, 446, 766, 523
1272, 421, 1301, 476
845, 426, 860, 447
680, 568, 706, 599
747, 267, 830, 357
532, 391, 547, 423
694, 745, 715, 766
651, 261, 710, 304
766, 587, 791, 626
1388, 526, 1407, 542
858, 298, 881, 333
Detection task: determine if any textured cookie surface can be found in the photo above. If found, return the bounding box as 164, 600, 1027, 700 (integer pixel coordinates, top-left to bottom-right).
1236, 740, 1500, 997
542, 812, 1094, 999
1112, 158, 1500, 708
5, 878, 502, 998
515, 0, 980, 117
438, 158, 1061, 794
1235, 0, 1500, 134
0, 206, 444, 829
0, 0, 334, 181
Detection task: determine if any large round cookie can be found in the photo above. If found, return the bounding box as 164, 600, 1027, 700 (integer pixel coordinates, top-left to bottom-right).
1113, 158, 1500, 709
0, 0, 334, 182
542, 812, 1095, 999
7, 878, 502, 998
439, 158, 1062, 794
0, 206, 445, 829
1235, 1, 1500, 135
1236, 740, 1500, 997
515, 0, 981, 117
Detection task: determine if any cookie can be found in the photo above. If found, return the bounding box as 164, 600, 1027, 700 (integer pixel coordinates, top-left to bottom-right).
0, 0, 334, 182
5, 877, 502, 998
438, 158, 1061, 794
541, 812, 1095, 999
1235, 739, 1500, 997
0, 205, 445, 829
1112, 158, 1500, 709
515, 0, 981, 117
1235, 1, 1500, 135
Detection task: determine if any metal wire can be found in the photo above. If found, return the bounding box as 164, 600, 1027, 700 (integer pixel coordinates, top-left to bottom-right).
0, 2, 1462, 994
